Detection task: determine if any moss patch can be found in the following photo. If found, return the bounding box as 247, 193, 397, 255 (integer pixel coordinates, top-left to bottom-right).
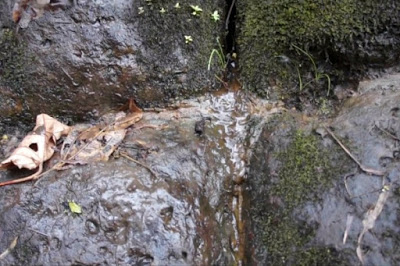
237, 0, 400, 99
258, 129, 348, 265
274, 130, 333, 208
0, 29, 33, 90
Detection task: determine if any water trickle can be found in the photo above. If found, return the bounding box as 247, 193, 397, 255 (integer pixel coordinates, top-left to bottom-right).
201, 89, 284, 265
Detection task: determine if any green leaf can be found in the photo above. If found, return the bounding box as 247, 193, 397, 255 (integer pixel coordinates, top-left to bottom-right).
211, 10, 220, 22
68, 200, 82, 214
184, 35, 193, 44
190, 5, 202, 16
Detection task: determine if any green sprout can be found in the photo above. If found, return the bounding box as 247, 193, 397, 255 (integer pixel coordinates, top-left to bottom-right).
207, 37, 226, 71
211, 10, 220, 22
190, 5, 203, 16
138, 7, 144, 14
184, 35, 193, 44
174, 3, 180, 9
292, 44, 332, 96
160, 7, 166, 13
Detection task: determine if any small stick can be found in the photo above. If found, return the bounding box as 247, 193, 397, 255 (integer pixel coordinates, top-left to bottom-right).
61, 67, 79, 87
374, 123, 400, 141
120, 152, 158, 179
0, 236, 18, 260
343, 173, 355, 197
0, 163, 43, 187
28, 228, 50, 238
324, 126, 385, 176
225, 0, 236, 30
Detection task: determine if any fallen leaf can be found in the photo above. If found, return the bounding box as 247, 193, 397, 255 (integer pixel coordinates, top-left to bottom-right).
62, 102, 143, 165
1, 114, 69, 170
0, 114, 70, 186
68, 200, 82, 214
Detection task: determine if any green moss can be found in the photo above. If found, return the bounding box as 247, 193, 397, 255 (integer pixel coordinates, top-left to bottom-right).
261, 208, 346, 265
260, 130, 348, 265
274, 130, 333, 208
238, 0, 400, 98
0, 29, 32, 90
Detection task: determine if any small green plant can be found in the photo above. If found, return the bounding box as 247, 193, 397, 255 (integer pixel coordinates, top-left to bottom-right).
207, 37, 225, 71
292, 44, 331, 96
138, 6, 144, 14
190, 5, 202, 16
211, 10, 220, 22
184, 35, 193, 44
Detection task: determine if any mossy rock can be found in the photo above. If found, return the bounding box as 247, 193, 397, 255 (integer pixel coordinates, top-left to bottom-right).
237, 0, 400, 99
0, 29, 32, 90
132, 0, 225, 102
244, 113, 353, 264
0, 29, 37, 132
0, 0, 225, 131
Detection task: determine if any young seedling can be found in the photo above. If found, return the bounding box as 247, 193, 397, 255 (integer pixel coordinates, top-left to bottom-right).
211, 10, 220, 22
184, 35, 193, 44
207, 37, 225, 71
292, 44, 332, 96
190, 5, 202, 16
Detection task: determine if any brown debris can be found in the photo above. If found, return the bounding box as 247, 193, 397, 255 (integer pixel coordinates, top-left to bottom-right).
0, 114, 70, 186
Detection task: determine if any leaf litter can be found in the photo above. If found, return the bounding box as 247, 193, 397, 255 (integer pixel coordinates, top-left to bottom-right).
0, 99, 147, 186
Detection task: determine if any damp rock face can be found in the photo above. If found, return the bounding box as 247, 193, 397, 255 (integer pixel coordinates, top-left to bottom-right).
237, 0, 400, 99
0, 102, 233, 265
245, 73, 400, 265
0, 0, 224, 131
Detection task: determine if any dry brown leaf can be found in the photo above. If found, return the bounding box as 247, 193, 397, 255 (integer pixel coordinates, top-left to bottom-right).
62, 105, 142, 165
1, 134, 53, 170
0, 114, 70, 185
35, 114, 71, 141
0, 100, 141, 185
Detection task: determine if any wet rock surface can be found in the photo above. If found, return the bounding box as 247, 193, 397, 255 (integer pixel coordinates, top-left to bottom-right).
246, 73, 400, 265
0, 90, 283, 265
2, 73, 400, 264
0, 0, 224, 131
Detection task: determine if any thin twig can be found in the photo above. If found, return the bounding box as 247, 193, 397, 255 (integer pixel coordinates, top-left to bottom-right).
28, 228, 50, 238
120, 152, 158, 179
343, 172, 355, 197
225, 0, 236, 30
34, 124, 111, 186
0, 236, 18, 260
374, 123, 400, 141
324, 126, 385, 176
61, 67, 79, 87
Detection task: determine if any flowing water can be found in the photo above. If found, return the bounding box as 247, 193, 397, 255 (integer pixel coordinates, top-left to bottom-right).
199, 88, 284, 265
